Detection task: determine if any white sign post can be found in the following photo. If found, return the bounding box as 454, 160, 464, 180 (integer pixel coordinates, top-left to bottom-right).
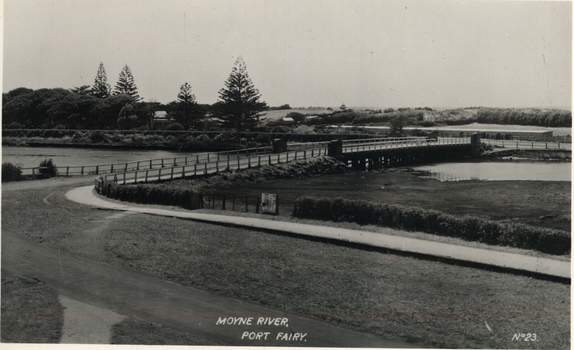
260, 193, 277, 214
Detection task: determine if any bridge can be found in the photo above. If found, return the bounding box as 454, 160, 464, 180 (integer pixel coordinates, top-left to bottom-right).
330, 135, 480, 171
88, 136, 479, 185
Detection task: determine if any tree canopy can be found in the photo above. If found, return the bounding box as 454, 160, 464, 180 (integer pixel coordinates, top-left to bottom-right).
92, 63, 111, 98
113, 65, 141, 101
215, 57, 267, 131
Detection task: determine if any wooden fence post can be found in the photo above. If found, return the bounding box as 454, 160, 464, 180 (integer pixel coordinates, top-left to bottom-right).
222, 195, 226, 210
145, 170, 149, 182
275, 196, 279, 215
96, 166, 99, 175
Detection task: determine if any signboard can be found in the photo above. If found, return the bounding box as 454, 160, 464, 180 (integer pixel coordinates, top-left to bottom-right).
260, 193, 277, 214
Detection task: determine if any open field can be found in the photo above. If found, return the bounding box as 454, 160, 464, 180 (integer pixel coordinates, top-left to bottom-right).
418, 122, 572, 136
261, 108, 335, 121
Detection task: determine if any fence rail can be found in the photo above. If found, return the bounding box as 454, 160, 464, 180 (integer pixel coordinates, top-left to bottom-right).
19, 145, 273, 176
342, 137, 471, 153
485, 139, 570, 150
99, 147, 329, 185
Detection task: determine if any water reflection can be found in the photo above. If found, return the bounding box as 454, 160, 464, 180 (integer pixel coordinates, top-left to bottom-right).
412, 160, 571, 182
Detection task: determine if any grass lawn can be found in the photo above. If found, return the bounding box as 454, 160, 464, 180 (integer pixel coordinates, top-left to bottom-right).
111, 319, 219, 345
179, 169, 571, 233
1, 270, 64, 343
103, 213, 570, 349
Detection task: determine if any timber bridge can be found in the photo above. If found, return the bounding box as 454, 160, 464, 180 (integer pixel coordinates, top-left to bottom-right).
22, 135, 483, 184
327, 134, 481, 171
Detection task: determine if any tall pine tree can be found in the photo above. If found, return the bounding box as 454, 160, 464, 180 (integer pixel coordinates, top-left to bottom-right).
176, 82, 197, 129
92, 63, 111, 98
215, 57, 267, 131
113, 65, 141, 101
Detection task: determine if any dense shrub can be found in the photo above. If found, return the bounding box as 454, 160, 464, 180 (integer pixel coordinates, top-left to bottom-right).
293, 196, 570, 255
38, 158, 58, 178
96, 182, 200, 209
5, 122, 23, 129
195, 134, 210, 142
2, 162, 22, 182
166, 123, 185, 131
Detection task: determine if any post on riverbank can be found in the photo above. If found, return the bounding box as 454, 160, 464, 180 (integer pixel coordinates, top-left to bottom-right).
471, 133, 481, 156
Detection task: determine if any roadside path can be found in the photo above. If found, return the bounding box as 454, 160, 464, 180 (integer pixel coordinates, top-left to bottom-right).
67, 185, 570, 280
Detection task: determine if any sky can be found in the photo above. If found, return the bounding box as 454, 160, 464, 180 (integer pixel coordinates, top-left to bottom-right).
2, 0, 572, 109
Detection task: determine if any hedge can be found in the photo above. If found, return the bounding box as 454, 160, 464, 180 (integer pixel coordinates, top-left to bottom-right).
293, 196, 570, 255
96, 182, 201, 209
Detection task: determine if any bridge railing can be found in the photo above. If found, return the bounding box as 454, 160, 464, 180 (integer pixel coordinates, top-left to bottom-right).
484, 139, 569, 151
19, 145, 274, 176
98, 147, 329, 185
342, 137, 471, 153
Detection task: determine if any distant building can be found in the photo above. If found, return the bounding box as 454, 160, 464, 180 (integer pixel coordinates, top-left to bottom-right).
153, 111, 171, 129
279, 117, 296, 125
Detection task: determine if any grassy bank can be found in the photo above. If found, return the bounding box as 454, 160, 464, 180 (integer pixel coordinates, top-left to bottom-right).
1, 270, 64, 343
111, 319, 218, 345
102, 213, 570, 349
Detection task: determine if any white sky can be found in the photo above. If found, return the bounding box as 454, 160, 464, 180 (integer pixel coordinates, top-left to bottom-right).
2, 0, 572, 109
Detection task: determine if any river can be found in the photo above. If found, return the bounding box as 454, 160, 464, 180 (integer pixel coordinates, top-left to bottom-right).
412, 160, 571, 182
2, 146, 199, 169
2, 146, 571, 181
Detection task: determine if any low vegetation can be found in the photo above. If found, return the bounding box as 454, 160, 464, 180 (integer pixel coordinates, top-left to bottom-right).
111, 319, 218, 345
2, 162, 22, 182
293, 197, 570, 255
1, 270, 64, 343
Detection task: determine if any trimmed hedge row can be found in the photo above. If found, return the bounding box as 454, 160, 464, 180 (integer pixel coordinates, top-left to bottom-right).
293, 196, 570, 255
97, 182, 201, 209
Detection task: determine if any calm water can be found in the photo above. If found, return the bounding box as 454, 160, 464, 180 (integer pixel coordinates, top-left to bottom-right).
2, 146, 198, 169
413, 160, 571, 182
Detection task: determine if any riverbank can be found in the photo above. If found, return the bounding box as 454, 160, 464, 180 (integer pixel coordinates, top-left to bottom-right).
483, 148, 571, 160
154, 164, 571, 233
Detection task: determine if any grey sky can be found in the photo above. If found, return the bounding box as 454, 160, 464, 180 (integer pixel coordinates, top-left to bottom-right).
3, 0, 572, 109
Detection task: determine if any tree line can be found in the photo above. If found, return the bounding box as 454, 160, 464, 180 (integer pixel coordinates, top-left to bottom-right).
3, 57, 267, 132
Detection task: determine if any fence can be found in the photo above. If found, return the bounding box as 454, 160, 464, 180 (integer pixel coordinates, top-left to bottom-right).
342, 137, 471, 153
19, 145, 274, 177
198, 193, 279, 215
99, 146, 329, 185
94, 176, 279, 214
484, 139, 570, 151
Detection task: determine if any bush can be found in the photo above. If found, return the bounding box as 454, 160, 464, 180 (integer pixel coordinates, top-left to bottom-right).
166, 123, 185, 131
292, 196, 570, 255
5, 122, 23, 129
90, 131, 106, 143
2, 162, 22, 182
38, 158, 58, 178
